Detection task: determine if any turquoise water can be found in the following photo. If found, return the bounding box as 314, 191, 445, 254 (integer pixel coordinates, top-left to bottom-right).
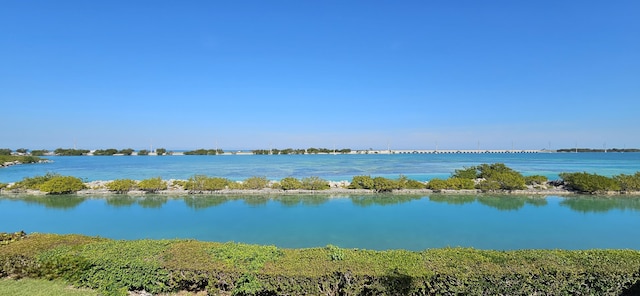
2, 153, 640, 183
2, 153, 640, 250
1, 194, 639, 250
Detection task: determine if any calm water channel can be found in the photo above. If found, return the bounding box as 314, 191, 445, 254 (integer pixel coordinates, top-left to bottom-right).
2, 153, 640, 250
1, 194, 639, 250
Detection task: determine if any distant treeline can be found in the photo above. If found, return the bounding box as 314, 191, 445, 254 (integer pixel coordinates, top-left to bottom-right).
557, 148, 640, 153
252, 147, 352, 155
183, 149, 224, 155
0, 148, 171, 156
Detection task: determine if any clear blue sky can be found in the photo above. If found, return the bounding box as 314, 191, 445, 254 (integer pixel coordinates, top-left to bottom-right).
2, 1, 638, 151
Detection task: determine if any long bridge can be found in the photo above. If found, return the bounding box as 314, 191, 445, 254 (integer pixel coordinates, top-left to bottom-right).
353, 149, 547, 154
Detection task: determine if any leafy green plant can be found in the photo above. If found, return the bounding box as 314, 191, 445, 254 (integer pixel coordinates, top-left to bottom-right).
397, 175, 426, 189
137, 149, 149, 156
118, 148, 134, 155
92, 149, 118, 156
372, 177, 398, 192
524, 175, 548, 185
326, 244, 344, 261
30, 150, 49, 156
560, 172, 621, 193
348, 175, 375, 189
105, 179, 137, 193
39, 176, 85, 194
452, 166, 479, 179
184, 175, 230, 192
614, 172, 640, 192
279, 177, 302, 190
242, 176, 269, 190
427, 177, 475, 191
136, 177, 167, 193
54, 148, 90, 156
301, 176, 330, 190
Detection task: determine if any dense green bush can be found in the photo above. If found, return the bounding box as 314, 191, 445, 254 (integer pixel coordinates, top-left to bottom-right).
184, 175, 230, 192
372, 177, 398, 192
118, 148, 134, 156
155, 148, 167, 155
0, 155, 42, 165
452, 166, 478, 179
427, 177, 475, 191
1, 234, 640, 295
278, 177, 302, 190
105, 179, 137, 193
614, 172, 640, 192
396, 175, 425, 189
301, 176, 330, 190
0, 148, 11, 155
30, 149, 49, 156
478, 171, 526, 191
524, 175, 548, 185
136, 177, 167, 193
137, 149, 149, 156
184, 149, 223, 155
39, 176, 85, 194
560, 172, 621, 194
242, 176, 269, 190
348, 175, 375, 189
10, 173, 61, 191
92, 149, 118, 156
54, 148, 90, 156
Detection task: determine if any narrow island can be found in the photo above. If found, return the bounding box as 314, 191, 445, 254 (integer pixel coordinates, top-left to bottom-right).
2, 163, 639, 196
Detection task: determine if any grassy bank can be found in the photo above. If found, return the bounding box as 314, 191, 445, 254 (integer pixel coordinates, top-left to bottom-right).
1, 233, 639, 295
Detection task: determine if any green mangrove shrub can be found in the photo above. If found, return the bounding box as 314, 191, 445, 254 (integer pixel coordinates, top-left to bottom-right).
137, 149, 149, 156
278, 177, 302, 190
560, 172, 621, 193
524, 175, 548, 186
118, 148, 134, 155
54, 148, 90, 156
372, 177, 397, 192
242, 176, 269, 190
397, 175, 426, 189
0, 155, 42, 165
427, 177, 475, 191
10, 173, 61, 191
30, 149, 49, 156
301, 176, 330, 190
105, 179, 137, 193
184, 175, 230, 192
348, 175, 375, 189
614, 172, 640, 192
93, 149, 118, 156
39, 176, 85, 194
136, 177, 167, 193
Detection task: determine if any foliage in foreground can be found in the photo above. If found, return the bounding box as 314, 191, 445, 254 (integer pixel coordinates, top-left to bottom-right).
1, 233, 639, 296
0, 278, 98, 296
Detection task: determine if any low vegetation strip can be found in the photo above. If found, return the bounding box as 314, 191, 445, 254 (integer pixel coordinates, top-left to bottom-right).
3, 163, 640, 195
1, 233, 639, 295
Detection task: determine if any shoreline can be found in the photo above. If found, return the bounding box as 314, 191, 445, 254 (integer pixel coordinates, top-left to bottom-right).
2, 179, 638, 196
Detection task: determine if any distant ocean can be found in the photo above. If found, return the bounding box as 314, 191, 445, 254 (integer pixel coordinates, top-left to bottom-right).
2, 153, 639, 183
